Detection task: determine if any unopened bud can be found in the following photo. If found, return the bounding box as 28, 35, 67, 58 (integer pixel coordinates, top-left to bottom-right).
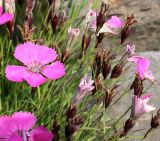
51, 14, 59, 32
151, 110, 160, 129
130, 75, 143, 96
121, 14, 137, 44
110, 64, 123, 79
120, 118, 135, 137
102, 59, 111, 80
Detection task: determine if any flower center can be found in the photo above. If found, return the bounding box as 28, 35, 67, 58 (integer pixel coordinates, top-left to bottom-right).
27, 61, 42, 73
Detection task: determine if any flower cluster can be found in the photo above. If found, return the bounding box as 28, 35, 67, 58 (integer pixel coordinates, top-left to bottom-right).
86, 9, 123, 35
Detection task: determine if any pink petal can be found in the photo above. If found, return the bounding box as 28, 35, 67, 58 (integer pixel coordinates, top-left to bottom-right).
23, 72, 47, 87
131, 94, 155, 119
5, 65, 47, 87
97, 23, 117, 35
144, 71, 155, 81
30, 126, 54, 141
14, 42, 57, 66
11, 112, 36, 131
0, 7, 2, 15
0, 116, 14, 137
141, 93, 152, 103
0, 13, 13, 25
5, 65, 28, 82
107, 16, 123, 28
42, 61, 65, 80
8, 134, 23, 141
142, 104, 155, 113
136, 58, 150, 79
128, 56, 144, 63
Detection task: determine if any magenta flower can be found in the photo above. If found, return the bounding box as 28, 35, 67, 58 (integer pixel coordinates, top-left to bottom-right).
68, 27, 80, 37
0, 6, 13, 25
128, 56, 154, 81
98, 16, 123, 35
0, 111, 53, 141
5, 42, 65, 87
131, 94, 155, 119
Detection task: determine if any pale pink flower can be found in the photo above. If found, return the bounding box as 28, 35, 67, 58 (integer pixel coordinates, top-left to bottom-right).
78, 75, 94, 94
0, 6, 13, 25
128, 56, 154, 81
131, 94, 155, 119
5, 42, 65, 87
74, 75, 94, 104
126, 44, 135, 55
0, 111, 53, 141
68, 27, 80, 36
86, 9, 97, 24
86, 9, 97, 32
97, 15, 123, 35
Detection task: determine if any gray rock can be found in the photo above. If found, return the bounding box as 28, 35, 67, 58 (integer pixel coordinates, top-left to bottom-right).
104, 0, 160, 51
108, 51, 160, 141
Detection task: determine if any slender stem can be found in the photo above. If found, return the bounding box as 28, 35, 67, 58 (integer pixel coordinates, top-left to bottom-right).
143, 128, 152, 140
37, 86, 41, 102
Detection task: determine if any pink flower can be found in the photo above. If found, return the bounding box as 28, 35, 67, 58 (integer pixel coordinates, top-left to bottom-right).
5, 42, 65, 87
78, 75, 94, 95
98, 16, 123, 35
0, 111, 54, 141
68, 27, 80, 36
131, 94, 155, 119
74, 75, 94, 104
86, 9, 97, 32
0, 6, 13, 25
86, 9, 97, 24
128, 56, 154, 81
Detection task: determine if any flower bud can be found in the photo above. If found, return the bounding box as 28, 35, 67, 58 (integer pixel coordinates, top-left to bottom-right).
121, 14, 137, 44
151, 110, 160, 129
110, 64, 123, 79
120, 118, 135, 137
130, 75, 143, 96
